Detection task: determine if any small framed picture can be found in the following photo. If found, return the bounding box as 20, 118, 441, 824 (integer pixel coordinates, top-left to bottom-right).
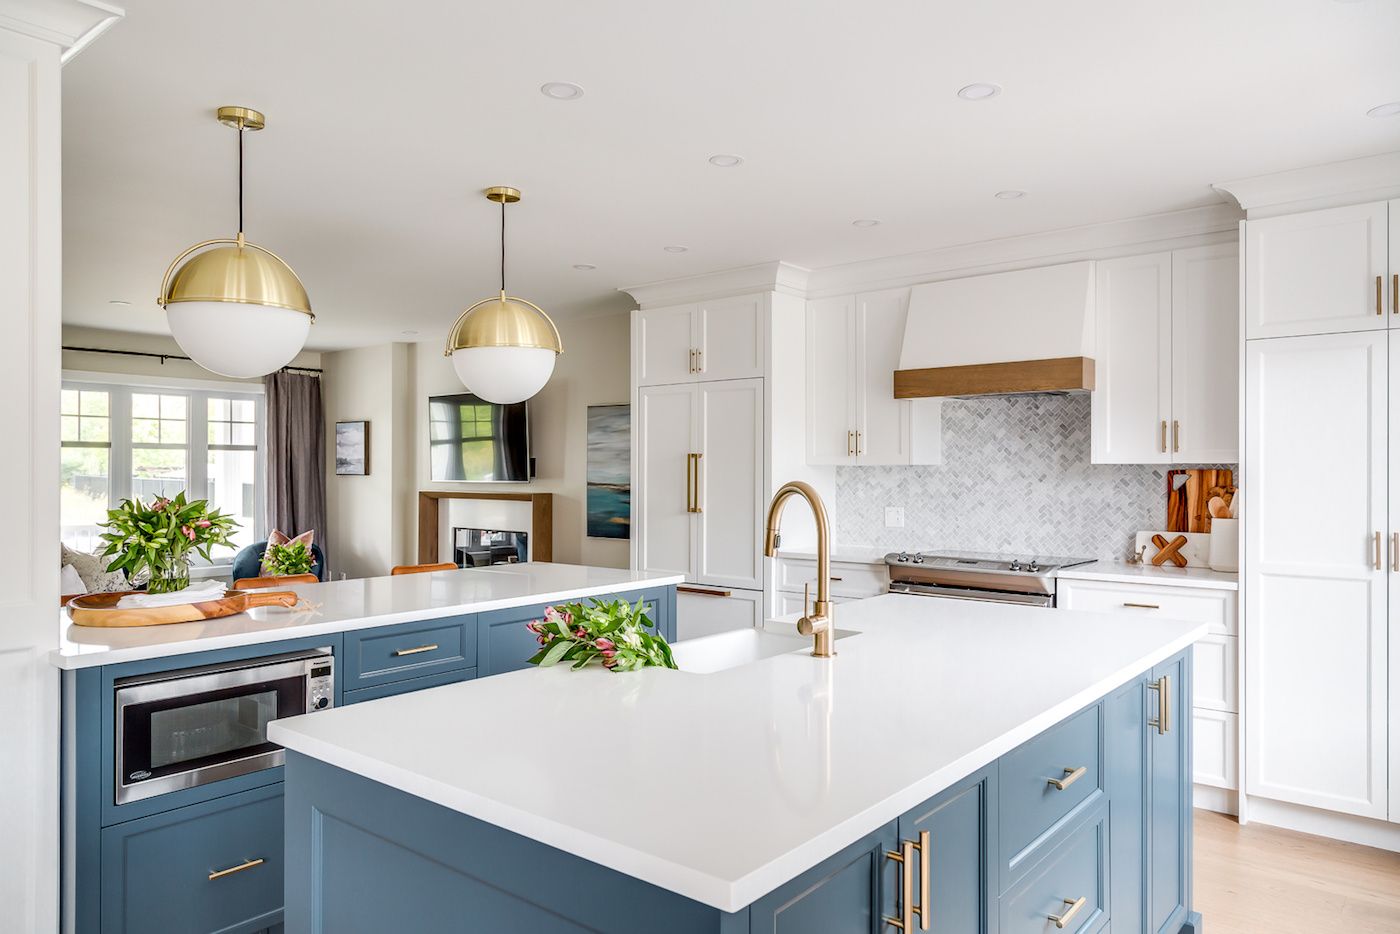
335, 420, 369, 475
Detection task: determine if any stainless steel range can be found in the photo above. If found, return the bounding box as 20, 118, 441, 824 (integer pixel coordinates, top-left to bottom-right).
885, 550, 1095, 607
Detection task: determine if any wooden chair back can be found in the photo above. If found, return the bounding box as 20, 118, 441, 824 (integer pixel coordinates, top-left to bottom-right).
234, 573, 318, 590
390, 562, 458, 576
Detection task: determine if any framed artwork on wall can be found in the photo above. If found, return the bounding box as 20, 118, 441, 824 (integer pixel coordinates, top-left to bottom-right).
335, 420, 369, 476
585, 404, 629, 539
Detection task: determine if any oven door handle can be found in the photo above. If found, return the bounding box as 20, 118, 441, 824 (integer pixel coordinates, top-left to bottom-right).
888, 583, 1054, 607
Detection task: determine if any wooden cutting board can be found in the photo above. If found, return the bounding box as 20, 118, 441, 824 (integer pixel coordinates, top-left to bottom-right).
1167, 469, 1234, 533
66, 589, 299, 628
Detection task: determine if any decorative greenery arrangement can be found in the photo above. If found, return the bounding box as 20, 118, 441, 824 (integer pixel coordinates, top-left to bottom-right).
263, 539, 315, 577
526, 597, 677, 672
100, 493, 238, 593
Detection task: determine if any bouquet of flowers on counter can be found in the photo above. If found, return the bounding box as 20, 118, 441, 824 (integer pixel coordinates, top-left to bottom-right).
526, 597, 677, 672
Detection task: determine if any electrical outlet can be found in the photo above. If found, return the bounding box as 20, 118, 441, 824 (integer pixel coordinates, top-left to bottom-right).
884, 506, 904, 528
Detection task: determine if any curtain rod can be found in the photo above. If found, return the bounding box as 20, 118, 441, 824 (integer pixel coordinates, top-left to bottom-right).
62, 345, 322, 374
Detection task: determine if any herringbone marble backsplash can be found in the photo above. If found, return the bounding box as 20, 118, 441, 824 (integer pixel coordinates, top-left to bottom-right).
834, 394, 1233, 560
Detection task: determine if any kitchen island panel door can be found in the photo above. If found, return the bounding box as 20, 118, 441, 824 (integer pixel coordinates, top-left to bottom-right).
897, 768, 994, 934
747, 820, 899, 934
1148, 651, 1192, 934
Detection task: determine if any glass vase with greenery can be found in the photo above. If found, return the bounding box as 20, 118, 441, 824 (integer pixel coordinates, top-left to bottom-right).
263, 540, 315, 577
99, 493, 238, 594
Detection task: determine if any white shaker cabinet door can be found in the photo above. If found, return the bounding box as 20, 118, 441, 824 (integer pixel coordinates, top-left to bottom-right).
806, 295, 857, 464
694, 378, 764, 591
676, 586, 763, 642
854, 288, 913, 465
1091, 252, 1172, 463
696, 294, 765, 381
635, 304, 697, 386
1245, 331, 1388, 819
635, 383, 697, 579
1391, 329, 1400, 822
1171, 243, 1240, 463
1245, 202, 1389, 339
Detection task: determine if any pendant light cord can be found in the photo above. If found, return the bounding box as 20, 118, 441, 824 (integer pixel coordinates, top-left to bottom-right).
500, 198, 506, 293
237, 124, 245, 236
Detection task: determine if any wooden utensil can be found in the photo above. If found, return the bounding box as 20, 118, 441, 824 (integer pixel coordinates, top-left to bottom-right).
1151, 534, 1190, 568
66, 589, 299, 628
1208, 496, 1230, 519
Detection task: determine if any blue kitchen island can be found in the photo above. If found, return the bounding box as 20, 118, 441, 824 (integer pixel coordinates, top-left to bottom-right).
271, 593, 1206, 934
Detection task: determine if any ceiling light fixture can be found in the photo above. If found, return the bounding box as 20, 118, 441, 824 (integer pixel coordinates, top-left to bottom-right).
540, 82, 585, 101
852, 219, 881, 228
708, 154, 744, 167
401, 329, 419, 336
444, 187, 563, 404
1367, 101, 1400, 118
157, 106, 313, 378
663, 245, 689, 253
108, 300, 130, 306
994, 189, 1027, 200
957, 83, 1002, 101
572, 263, 597, 271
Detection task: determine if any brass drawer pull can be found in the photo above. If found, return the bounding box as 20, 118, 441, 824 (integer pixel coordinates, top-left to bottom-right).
1375, 531, 1383, 571
1049, 896, 1087, 929
208, 857, 264, 881
394, 644, 439, 657
1149, 674, 1171, 735
1393, 274, 1398, 316
1378, 275, 1385, 316
883, 839, 915, 930
676, 585, 732, 598
1047, 766, 1087, 791
1160, 420, 1167, 453
1122, 602, 1159, 609
1172, 419, 1180, 453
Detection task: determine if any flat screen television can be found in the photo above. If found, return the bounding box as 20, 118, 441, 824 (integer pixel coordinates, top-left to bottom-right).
428, 393, 531, 482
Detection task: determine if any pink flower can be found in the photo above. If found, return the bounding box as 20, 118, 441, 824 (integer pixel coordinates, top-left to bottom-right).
525, 620, 541, 634
196, 519, 211, 528
600, 648, 616, 658
537, 634, 548, 645
595, 638, 614, 651
560, 609, 574, 625
603, 657, 618, 669
574, 628, 587, 639
544, 605, 561, 622
180, 525, 195, 541
152, 498, 168, 512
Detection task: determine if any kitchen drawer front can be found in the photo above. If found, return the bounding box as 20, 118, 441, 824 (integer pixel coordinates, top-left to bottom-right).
1193, 634, 1238, 712
341, 615, 476, 688
776, 557, 888, 598
999, 703, 1103, 878
101, 783, 283, 934
1194, 709, 1239, 790
1058, 579, 1236, 635
343, 667, 476, 704
999, 804, 1108, 934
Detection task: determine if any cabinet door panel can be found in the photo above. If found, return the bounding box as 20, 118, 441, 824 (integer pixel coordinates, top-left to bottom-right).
636, 384, 696, 580
635, 304, 696, 386
747, 821, 897, 934
696, 293, 764, 380
1172, 243, 1240, 462
695, 378, 763, 590
1092, 252, 1172, 463
1245, 332, 1388, 818
675, 586, 762, 641
898, 770, 992, 934
806, 295, 857, 464
1148, 652, 1190, 934
1391, 327, 1400, 820
1245, 202, 1389, 338
854, 288, 912, 465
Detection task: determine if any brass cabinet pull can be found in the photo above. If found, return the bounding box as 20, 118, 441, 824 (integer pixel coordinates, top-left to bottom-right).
1393, 274, 1398, 316
1172, 419, 1180, 453
847, 430, 854, 456
1392, 532, 1398, 572
1047, 766, 1087, 791
912, 830, 930, 930
1160, 420, 1167, 453
883, 839, 916, 930
393, 644, 439, 657
1378, 276, 1385, 316
692, 452, 703, 513
1149, 675, 1171, 735
855, 430, 863, 456
1122, 602, 1159, 610
676, 585, 732, 597
1049, 896, 1087, 929
685, 453, 694, 512
208, 857, 264, 881
1375, 531, 1383, 571
688, 348, 695, 373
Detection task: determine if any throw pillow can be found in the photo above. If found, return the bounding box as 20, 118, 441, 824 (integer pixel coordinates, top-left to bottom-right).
60, 564, 86, 596
61, 544, 128, 593
261, 529, 316, 575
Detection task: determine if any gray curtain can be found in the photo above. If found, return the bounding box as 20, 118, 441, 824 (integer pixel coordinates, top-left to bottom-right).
264, 370, 328, 565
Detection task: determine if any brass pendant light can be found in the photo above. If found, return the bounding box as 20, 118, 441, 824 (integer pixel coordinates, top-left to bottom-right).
157, 106, 313, 379
444, 187, 563, 404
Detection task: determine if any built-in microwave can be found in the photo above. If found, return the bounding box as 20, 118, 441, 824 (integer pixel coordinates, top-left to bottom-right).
114, 647, 334, 804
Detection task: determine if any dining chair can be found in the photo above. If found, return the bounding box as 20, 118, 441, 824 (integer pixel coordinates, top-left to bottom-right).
234, 573, 319, 590
389, 562, 458, 576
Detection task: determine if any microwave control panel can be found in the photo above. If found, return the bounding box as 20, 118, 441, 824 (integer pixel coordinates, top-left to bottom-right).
308, 660, 334, 711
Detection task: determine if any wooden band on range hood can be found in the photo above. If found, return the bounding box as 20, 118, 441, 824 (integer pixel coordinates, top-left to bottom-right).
893, 356, 1095, 399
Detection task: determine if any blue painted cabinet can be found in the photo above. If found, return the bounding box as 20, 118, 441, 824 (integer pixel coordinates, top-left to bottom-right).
1148, 652, 1192, 934
898, 768, 996, 934
746, 821, 898, 932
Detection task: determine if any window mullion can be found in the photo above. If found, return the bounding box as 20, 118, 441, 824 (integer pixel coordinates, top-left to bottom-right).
190, 390, 209, 503
111, 388, 133, 504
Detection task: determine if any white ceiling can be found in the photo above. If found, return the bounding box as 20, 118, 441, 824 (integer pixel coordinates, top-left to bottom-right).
62, 0, 1400, 350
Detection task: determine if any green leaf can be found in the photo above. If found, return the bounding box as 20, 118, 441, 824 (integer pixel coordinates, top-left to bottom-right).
537, 639, 573, 668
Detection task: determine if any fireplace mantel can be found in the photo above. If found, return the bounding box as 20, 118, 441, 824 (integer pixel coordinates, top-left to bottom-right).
417, 491, 553, 564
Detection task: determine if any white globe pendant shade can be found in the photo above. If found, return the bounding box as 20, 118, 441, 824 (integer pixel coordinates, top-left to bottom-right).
451, 345, 557, 405
167, 301, 312, 379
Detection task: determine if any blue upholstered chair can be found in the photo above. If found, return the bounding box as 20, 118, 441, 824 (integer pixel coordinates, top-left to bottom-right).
230, 540, 327, 584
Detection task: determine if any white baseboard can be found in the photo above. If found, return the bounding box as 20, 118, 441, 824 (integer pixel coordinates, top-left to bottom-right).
1246, 796, 1400, 852
1193, 784, 1238, 816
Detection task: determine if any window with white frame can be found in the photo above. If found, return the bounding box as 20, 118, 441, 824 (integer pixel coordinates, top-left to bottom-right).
61, 377, 266, 564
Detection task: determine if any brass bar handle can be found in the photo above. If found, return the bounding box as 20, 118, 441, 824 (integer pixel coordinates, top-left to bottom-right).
1378, 275, 1385, 316
688, 348, 695, 373
1160, 420, 1167, 453
883, 840, 915, 931
393, 644, 439, 657
855, 430, 863, 456
1172, 419, 1180, 454
1392, 532, 1398, 573
696, 348, 703, 373
1149, 675, 1171, 735
1047, 766, 1087, 791
1049, 896, 1087, 929
1393, 274, 1398, 316
1122, 602, 1159, 610
208, 857, 264, 881
685, 453, 696, 513
676, 585, 732, 597
693, 452, 703, 513
1375, 531, 1383, 571
913, 830, 930, 930
847, 430, 854, 456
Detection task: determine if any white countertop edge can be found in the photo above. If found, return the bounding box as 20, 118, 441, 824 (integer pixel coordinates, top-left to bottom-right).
270, 620, 1208, 912
50, 573, 686, 670
1056, 562, 1238, 591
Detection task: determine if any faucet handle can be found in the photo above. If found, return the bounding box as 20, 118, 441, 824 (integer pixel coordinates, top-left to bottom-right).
803, 581, 811, 619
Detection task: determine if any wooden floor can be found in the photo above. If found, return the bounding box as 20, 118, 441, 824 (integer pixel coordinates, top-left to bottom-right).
1194, 809, 1400, 934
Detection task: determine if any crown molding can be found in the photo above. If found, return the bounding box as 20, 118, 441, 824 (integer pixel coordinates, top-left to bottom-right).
1214, 151, 1400, 218
621, 260, 811, 309
0, 0, 122, 62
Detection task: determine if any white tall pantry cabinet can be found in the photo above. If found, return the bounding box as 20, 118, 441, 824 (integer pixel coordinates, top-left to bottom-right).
1245, 199, 1400, 831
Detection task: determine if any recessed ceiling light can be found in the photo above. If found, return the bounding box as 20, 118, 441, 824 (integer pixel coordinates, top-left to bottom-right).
957, 83, 1002, 101
401, 329, 419, 336
852, 219, 881, 228
994, 189, 1027, 200
108, 299, 130, 305
540, 81, 584, 101
572, 263, 597, 271
663, 245, 688, 253
708, 154, 744, 167
1367, 101, 1400, 118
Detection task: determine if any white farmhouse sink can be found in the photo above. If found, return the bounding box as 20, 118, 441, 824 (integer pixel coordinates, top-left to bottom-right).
671, 627, 858, 674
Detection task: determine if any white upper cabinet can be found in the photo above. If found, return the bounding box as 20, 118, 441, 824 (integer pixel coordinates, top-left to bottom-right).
1092, 245, 1240, 464
634, 295, 765, 386
694, 379, 764, 591
853, 289, 916, 465
805, 295, 858, 463
1245, 201, 1390, 339
634, 383, 696, 580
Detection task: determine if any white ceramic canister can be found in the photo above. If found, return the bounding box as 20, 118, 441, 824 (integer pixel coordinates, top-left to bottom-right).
1208, 518, 1239, 572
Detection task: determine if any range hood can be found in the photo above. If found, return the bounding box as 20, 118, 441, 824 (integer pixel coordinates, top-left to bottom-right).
894, 260, 1096, 398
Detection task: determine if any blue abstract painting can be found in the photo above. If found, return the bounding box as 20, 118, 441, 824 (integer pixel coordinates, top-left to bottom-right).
586, 404, 630, 539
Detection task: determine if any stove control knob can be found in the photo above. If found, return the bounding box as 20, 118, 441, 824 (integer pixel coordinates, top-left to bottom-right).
897, 552, 909, 563
1027, 561, 1040, 573
1009, 560, 1021, 572
911, 554, 924, 564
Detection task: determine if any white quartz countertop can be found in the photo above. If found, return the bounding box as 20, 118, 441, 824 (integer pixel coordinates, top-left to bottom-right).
1058, 560, 1238, 591
51, 564, 684, 670
268, 592, 1206, 912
